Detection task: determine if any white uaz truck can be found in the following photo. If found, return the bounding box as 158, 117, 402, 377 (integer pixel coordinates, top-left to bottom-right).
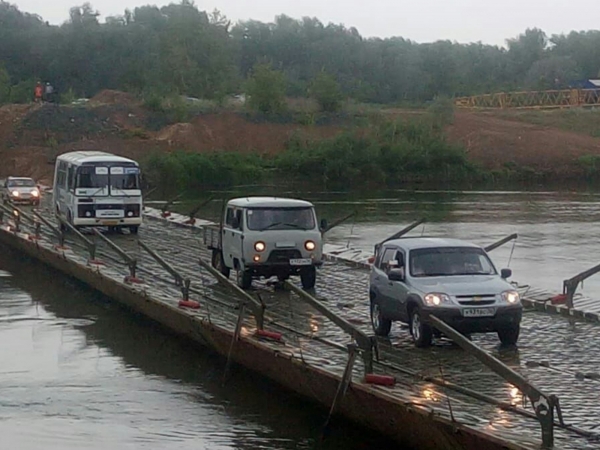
203, 197, 326, 290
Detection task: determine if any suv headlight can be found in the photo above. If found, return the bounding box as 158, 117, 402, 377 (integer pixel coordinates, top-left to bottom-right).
424, 293, 451, 306
502, 290, 520, 304
254, 241, 266, 252
305, 240, 316, 251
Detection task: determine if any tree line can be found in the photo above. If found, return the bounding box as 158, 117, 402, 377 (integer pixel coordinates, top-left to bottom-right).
1, 0, 600, 106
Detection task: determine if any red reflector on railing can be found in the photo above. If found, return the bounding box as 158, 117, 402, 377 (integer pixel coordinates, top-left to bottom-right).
256, 329, 283, 341
161, 211, 171, 218
367, 256, 375, 264
88, 259, 105, 266
365, 374, 396, 386
550, 294, 568, 305
124, 276, 143, 284
179, 300, 200, 309
184, 218, 196, 225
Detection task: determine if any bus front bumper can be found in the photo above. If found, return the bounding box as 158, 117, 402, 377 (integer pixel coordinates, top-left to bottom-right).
73, 217, 143, 227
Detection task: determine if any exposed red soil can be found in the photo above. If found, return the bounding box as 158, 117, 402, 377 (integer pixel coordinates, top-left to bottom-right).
448, 112, 600, 171
155, 113, 341, 154
3, 90, 600, 184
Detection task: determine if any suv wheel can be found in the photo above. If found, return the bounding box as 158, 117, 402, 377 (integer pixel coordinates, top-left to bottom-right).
370, 301, 392, 337
498, 325, 520, 346
410, 308, 432, 348
236, 269, 252, 290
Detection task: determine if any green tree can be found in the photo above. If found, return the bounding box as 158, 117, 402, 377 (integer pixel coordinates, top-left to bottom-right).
245, 63, 287, 114
0, 65, 10, 104
309, 71, 343, 112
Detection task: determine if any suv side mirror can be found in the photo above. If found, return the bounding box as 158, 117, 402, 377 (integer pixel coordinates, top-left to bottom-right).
501, 268, 512, 279
320, 218, 328, 231
388, 268, 405, 282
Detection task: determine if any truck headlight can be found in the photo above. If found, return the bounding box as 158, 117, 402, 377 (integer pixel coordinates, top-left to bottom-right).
305, 240, 316, 251
11, 191, 19, 197
254, 241, 266, 252
424, 293, 451, 306
502, 290, 520, 304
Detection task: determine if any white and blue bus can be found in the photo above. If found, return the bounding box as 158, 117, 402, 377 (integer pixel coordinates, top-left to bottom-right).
52, 151, 143, 233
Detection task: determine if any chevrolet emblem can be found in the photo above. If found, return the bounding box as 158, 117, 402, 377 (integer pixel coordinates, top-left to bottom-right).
473, 296, 482, 302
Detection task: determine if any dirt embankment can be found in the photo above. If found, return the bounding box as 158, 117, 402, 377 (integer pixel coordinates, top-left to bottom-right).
448, 111, 600, 172
2, 90, 600, 184
0, 90, 343, 184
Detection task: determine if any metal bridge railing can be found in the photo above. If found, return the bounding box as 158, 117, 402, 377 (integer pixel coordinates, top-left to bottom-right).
455, 89, 600, 109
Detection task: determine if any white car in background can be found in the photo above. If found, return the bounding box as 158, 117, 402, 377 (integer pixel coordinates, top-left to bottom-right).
2, 177, 41, 206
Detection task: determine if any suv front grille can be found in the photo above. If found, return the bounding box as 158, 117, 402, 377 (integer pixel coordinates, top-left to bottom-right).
267, 249, 302, 263
457, 294, 496, 306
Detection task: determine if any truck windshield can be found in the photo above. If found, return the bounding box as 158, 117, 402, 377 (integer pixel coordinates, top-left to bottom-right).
410, 247, 496, 277
7, 179, 35, 187
246, 207, 315, 231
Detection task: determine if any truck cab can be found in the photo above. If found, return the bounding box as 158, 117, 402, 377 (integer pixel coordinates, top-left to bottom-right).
204, 197, 325, 289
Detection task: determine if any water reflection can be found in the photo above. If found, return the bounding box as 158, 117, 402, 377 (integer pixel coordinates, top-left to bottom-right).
0, 249, 404, 450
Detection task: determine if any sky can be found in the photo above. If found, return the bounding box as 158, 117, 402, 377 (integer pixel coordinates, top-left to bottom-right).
10, 0, 600, 46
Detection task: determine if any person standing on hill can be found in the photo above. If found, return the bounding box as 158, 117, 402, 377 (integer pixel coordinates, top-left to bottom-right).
34, 82, 43, 103
44, 82, 54, 103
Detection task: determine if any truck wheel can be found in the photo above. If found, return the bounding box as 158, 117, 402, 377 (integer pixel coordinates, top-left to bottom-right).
129, 226, 139, 235
211, 250, 230, 278
300, 266, 316, 290
237, 269, 252, 289
370, 301, 392, 337
498, 325, 520, 346
410, 308, 432, 348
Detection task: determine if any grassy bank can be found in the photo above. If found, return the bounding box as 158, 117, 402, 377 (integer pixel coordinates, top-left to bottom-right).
142, 116, 481, 194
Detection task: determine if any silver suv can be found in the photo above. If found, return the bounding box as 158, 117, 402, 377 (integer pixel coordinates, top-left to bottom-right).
369, 237, 522, 347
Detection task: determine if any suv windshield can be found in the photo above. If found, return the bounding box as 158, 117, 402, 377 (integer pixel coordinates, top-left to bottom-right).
246, 207, 315, 231
7, 179, 35, 187
410, 247, 496, 277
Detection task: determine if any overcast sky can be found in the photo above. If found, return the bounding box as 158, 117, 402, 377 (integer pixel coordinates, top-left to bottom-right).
11, 0, 600, 46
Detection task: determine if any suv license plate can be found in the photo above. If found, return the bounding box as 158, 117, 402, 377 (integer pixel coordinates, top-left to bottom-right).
463, 307, 496, 318
290, 258, 312, 266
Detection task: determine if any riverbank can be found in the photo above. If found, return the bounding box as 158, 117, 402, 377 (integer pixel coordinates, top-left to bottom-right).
2, 91, 600, 188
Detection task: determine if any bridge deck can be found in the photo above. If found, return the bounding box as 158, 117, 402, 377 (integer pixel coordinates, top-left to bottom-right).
1, 205, 599, 450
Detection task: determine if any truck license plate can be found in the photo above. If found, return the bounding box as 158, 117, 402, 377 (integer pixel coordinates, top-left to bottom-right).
103, 221, 119, 226
289, 258, 312, 266
463, 307, 496, 318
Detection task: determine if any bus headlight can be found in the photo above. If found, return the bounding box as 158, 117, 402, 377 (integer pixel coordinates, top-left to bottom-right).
305, 240, 316, 251
254, 241, 266, 252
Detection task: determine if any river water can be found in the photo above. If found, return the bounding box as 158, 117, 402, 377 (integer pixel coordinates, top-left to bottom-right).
2, 188, 600, 449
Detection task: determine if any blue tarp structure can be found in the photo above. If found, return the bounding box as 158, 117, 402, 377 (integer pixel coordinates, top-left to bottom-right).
569, 79, 600, 89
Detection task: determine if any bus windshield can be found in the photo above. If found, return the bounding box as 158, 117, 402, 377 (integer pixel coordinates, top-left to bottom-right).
77, 166, 107, 188
110, 173, 139, 190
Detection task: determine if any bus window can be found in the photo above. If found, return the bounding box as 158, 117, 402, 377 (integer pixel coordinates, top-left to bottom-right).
77, 166, 108, 188
111, 173, 139, 190
110, 167, 140, 190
